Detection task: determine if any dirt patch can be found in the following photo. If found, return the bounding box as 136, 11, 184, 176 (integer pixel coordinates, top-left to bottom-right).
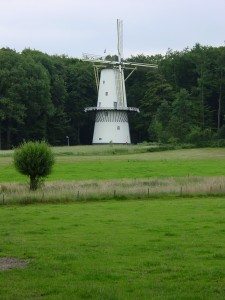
0, 257, 28, 271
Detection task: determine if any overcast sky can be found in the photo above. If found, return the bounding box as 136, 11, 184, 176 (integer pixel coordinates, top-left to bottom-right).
0, 0, 225, 58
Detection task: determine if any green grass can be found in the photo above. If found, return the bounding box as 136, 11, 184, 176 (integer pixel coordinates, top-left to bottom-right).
1, 147, 225, 297
1, 147, 225, 182
51, 158, 225, 180
1, 198, 225, 299
0, 144, 152, 158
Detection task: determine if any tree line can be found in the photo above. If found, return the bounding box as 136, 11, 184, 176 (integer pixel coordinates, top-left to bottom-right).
0, 44, 225, 149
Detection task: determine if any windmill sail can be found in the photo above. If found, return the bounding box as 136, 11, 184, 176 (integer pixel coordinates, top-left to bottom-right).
117, 19, 123, 63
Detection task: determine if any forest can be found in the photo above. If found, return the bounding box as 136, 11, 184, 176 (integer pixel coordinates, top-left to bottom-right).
0, 44, 225, 149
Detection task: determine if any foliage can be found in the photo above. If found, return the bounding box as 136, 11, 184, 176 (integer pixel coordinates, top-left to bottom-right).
14, 141, 55, 190
0, 45, 225, 147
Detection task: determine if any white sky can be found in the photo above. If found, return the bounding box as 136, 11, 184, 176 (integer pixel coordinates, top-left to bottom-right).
0, 0, 225, 58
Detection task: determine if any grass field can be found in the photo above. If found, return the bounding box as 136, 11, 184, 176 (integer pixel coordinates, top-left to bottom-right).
1, 146, 225, 203
1, 198, 225, 299
1, 146, 225, 298
1, 147, 225, 183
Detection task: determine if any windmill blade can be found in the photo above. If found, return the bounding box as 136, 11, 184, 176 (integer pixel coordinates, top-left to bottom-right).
82, 53, 105, 61
117, 19, 123, 62
82, 58, 158, 69
82, 59, 118, 66
122, 61, 158, 69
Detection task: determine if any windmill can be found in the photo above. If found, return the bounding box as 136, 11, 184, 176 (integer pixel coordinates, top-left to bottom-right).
83, 19, 157, 144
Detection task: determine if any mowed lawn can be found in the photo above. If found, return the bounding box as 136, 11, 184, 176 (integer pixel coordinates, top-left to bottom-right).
1, 198, 225, 298
1, 148, 225, 182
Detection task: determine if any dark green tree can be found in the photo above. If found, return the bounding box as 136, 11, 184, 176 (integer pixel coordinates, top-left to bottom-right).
169, 89, 197, 141
65, 62, 96, 144
0, 98, 26, 149
140, 72, 175, 140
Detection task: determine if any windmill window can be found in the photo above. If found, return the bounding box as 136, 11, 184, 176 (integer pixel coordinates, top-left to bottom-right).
105, 92, 108, 96
117, 126, 120, 130
113, 102, 117, 109
98, 102, 101, 107
103, 80, 105, 84
99, 138, 102, 140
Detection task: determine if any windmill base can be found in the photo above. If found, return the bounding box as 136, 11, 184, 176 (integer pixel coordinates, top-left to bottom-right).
92, 111, 131, 144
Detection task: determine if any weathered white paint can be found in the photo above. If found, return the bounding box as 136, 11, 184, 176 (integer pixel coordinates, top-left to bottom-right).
97, 68, 127, 108
92, 112, 131, 144
92, 68, 131, 144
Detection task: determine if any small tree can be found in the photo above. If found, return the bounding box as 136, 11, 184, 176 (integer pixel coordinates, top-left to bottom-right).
14, 141, 55, 190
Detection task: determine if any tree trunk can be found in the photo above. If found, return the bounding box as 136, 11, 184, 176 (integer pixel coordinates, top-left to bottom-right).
217, 69, 222, 132
6, 119, 11, 149
200, 64, 205, 129
77, 122, 80, 145
30, 176, 39, 191
0, 125, 1, 150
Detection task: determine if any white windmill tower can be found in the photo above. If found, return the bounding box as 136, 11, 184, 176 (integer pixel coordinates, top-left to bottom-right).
84, 19, 157, 144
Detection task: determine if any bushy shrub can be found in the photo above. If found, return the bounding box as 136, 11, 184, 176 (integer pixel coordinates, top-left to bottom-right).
146, 143, 194, 153
187, 127, 213, 146
14, 141, 55, 190
209, 139, 225, 147
217, 125, 225, 139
